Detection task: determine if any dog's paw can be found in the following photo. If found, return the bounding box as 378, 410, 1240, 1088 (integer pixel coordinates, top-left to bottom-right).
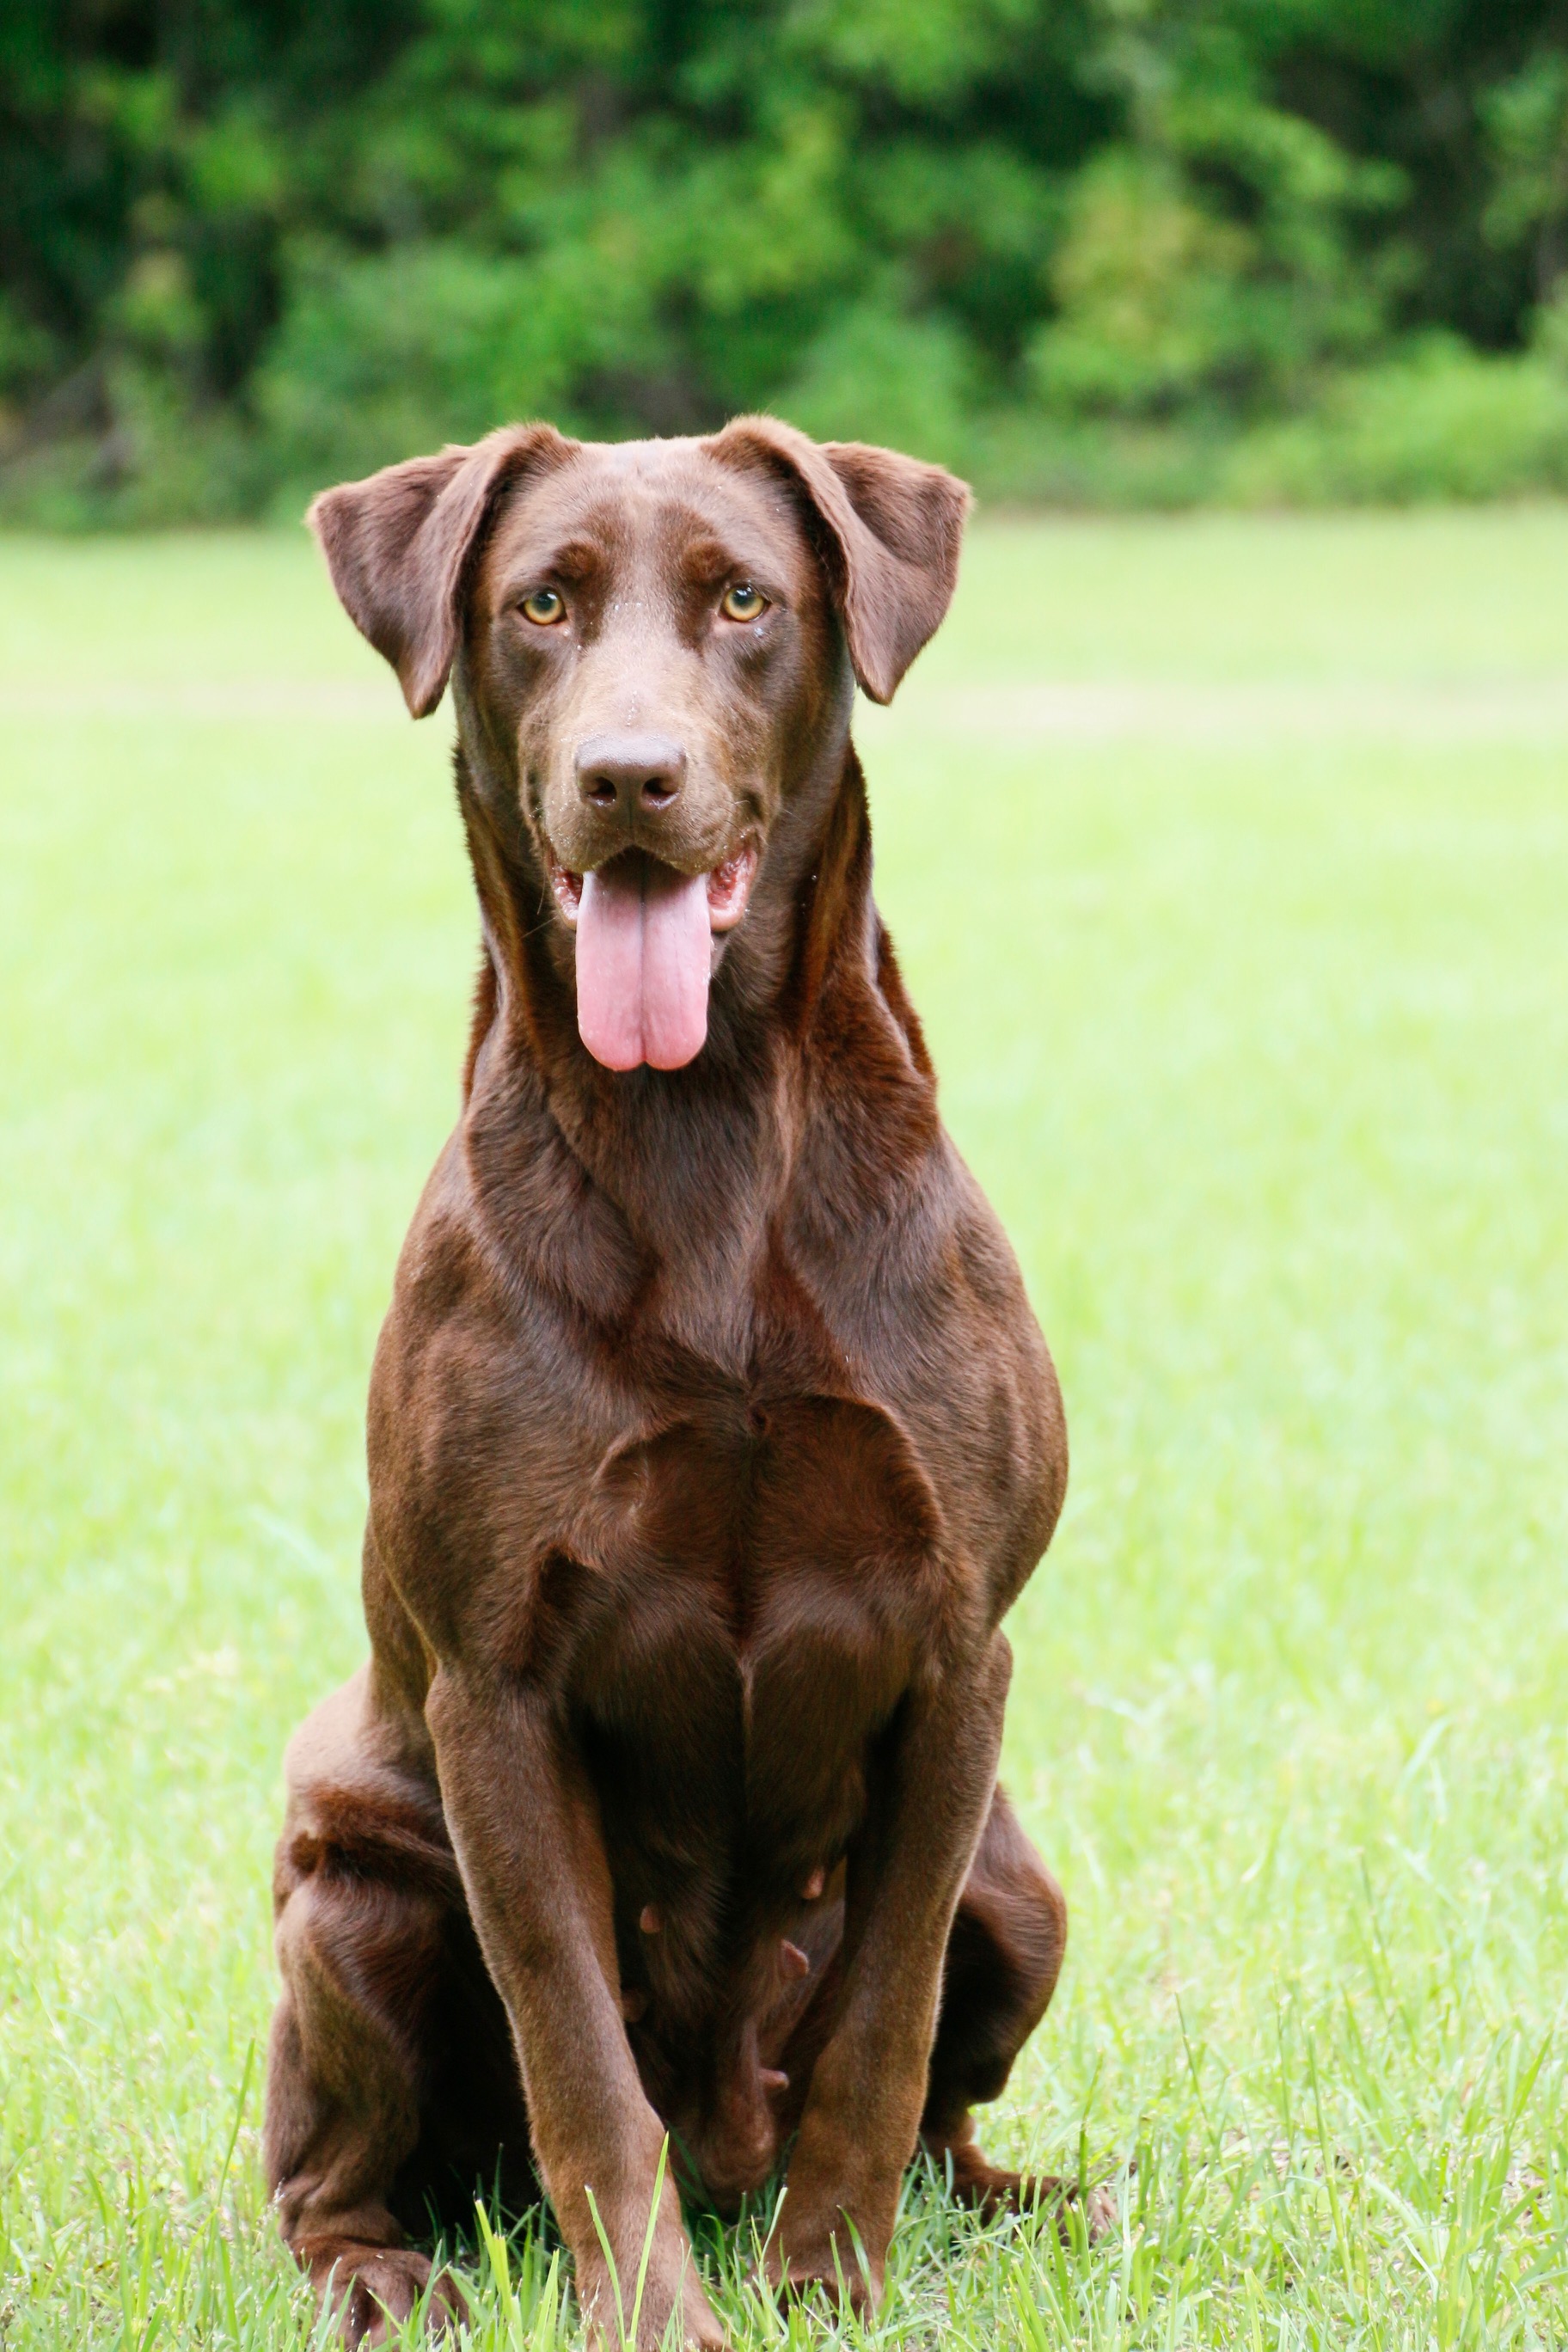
308, 2242, 468, 2344
574, 2251, 731, 2350
762, 2229, 880, 2317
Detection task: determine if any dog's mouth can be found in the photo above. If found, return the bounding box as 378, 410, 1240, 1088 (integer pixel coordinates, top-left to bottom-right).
546, 842, 759, 1072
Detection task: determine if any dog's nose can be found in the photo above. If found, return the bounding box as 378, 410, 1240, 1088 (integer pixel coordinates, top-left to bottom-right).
575, 733, 687, 818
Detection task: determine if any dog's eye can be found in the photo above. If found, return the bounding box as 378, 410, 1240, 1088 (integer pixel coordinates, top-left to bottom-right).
720, 583, 768, 622
520, 588, 565, 626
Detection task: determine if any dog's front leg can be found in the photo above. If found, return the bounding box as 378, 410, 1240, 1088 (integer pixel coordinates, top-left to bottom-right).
426, 1669, 726, 2350
769, 1631, 1013, 2312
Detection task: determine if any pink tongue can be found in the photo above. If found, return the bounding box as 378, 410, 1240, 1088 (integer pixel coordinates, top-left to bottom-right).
576, 860, 713, 1071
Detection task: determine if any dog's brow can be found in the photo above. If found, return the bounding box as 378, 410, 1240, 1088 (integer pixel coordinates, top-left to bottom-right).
676, 533, 791, 601
493, 535, 605, 603
547, 539, 605, 584
678, 536, 737, 583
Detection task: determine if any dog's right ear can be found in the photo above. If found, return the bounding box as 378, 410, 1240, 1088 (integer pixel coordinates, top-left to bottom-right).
308, 424, 578, 718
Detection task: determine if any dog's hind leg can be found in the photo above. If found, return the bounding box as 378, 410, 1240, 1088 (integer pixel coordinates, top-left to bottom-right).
264, 1671, 528, 2343
920, 1783, 1106, 2230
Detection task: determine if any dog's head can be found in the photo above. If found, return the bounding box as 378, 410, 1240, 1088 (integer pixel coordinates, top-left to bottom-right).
310, 419, 968, 1072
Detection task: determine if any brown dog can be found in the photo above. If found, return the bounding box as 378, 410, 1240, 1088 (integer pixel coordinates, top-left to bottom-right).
263, 419, 1074, 2348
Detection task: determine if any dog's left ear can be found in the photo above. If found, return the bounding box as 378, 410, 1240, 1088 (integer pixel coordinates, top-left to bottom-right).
309, 423, 579, 717
710, 416, 971, 704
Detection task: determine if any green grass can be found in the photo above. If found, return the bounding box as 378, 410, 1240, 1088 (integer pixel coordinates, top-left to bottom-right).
3, 506, 1567, 2349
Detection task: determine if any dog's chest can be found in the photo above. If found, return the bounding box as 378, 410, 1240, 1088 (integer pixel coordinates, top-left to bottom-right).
560, 1388, 947, 1848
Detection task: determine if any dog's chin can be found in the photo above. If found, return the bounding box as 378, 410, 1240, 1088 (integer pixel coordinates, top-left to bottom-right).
545, 841, 759, 1073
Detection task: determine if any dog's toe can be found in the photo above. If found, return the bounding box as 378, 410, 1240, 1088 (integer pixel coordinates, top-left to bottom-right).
1016, 2172, 1120, 2245
928, 2141, 1120, 2241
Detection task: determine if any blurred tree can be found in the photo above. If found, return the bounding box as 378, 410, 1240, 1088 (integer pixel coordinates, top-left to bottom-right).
3, 0, 1568, 515
1483, 49, 1568, 300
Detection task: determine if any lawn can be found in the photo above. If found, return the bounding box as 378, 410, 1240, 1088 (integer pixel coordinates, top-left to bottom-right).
3, 506, 1567, 2349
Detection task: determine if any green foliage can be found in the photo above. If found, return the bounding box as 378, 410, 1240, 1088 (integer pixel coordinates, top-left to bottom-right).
1230, 336, 1568, 504
6, 2, 1568, 514
1028, 149, 1262, 416
1482, 51, 1568, 300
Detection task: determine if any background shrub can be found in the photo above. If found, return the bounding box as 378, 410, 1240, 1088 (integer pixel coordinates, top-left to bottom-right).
1228, 338, 1568, 505
6, 0, 1568, 517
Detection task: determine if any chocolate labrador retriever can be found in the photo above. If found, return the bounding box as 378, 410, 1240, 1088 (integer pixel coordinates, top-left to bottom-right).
263, 418, 1075, 2348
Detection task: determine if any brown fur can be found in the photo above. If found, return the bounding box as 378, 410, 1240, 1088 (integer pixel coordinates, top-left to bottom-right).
265, 418, 1081, 2348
